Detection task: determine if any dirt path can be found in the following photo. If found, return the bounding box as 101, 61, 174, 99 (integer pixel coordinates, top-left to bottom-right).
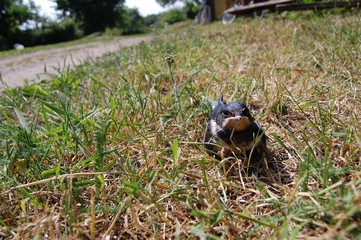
0, 35, 151, 91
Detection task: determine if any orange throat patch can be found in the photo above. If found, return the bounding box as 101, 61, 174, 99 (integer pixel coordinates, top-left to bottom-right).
222, 117, 251, 131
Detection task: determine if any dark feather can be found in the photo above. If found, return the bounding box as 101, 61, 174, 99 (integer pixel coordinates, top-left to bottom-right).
204, 95, 266, 161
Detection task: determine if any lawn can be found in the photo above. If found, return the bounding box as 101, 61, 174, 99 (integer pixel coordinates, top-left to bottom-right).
0, 11, 360, 239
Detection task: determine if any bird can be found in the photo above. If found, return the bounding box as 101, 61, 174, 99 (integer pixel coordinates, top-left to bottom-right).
204, 94, 266, 161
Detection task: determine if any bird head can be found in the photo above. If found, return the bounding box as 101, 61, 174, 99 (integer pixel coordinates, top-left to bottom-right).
212, 95, 254, 132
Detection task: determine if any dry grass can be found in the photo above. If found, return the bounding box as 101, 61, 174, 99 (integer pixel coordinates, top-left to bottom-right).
0, 11, 360, 239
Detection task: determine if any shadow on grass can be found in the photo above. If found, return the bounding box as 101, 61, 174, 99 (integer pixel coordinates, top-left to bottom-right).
224, 148, 294, 186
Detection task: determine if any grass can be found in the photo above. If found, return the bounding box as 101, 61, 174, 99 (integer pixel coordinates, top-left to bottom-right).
0, 11, 360, 239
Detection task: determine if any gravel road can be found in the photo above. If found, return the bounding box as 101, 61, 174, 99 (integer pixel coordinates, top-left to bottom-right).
0, 35, 151, 91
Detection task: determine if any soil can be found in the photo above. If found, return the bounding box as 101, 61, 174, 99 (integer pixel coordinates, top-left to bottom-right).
0, 35, 151, 91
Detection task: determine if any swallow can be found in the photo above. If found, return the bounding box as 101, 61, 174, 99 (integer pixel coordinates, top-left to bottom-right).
204, 95, 266, 161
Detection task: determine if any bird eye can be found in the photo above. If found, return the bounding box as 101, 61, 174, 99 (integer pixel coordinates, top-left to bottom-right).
222, 110, 231, 116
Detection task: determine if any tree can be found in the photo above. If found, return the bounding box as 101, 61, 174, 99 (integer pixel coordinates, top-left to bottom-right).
156, 0, 201, 22
115, 7, 145, 35
159, 8, 187, 25
156, 0, 201, 7
156, 0, 180, 7
55, 0, 125, 34
0, 0, 36, 49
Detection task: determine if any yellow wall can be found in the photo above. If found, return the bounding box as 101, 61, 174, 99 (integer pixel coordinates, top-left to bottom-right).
214, 0, 234, 19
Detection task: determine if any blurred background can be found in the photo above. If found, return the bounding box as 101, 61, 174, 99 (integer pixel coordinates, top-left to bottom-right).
0, 0, 200, 50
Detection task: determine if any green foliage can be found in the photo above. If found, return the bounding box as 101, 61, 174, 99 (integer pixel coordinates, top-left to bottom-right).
114, 7, 146, 35
0, 0, 37, 50
143, 1, 200, 28
0, 0, 199, 50
0, 1, 84, 50
143, 14, 161, 28
157, 0, 201, 26
159, 7, 187, 25
156, 0, 201, 8
29, 17, 83, 45
156, 0, 180, 7
55, 0, 125, 34
184, 0, 201, 19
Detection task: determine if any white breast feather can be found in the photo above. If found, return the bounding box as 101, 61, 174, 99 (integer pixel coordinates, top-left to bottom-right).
209, 120, 222, 136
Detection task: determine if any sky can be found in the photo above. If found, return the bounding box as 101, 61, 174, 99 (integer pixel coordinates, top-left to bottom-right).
30, 0, 167, 18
